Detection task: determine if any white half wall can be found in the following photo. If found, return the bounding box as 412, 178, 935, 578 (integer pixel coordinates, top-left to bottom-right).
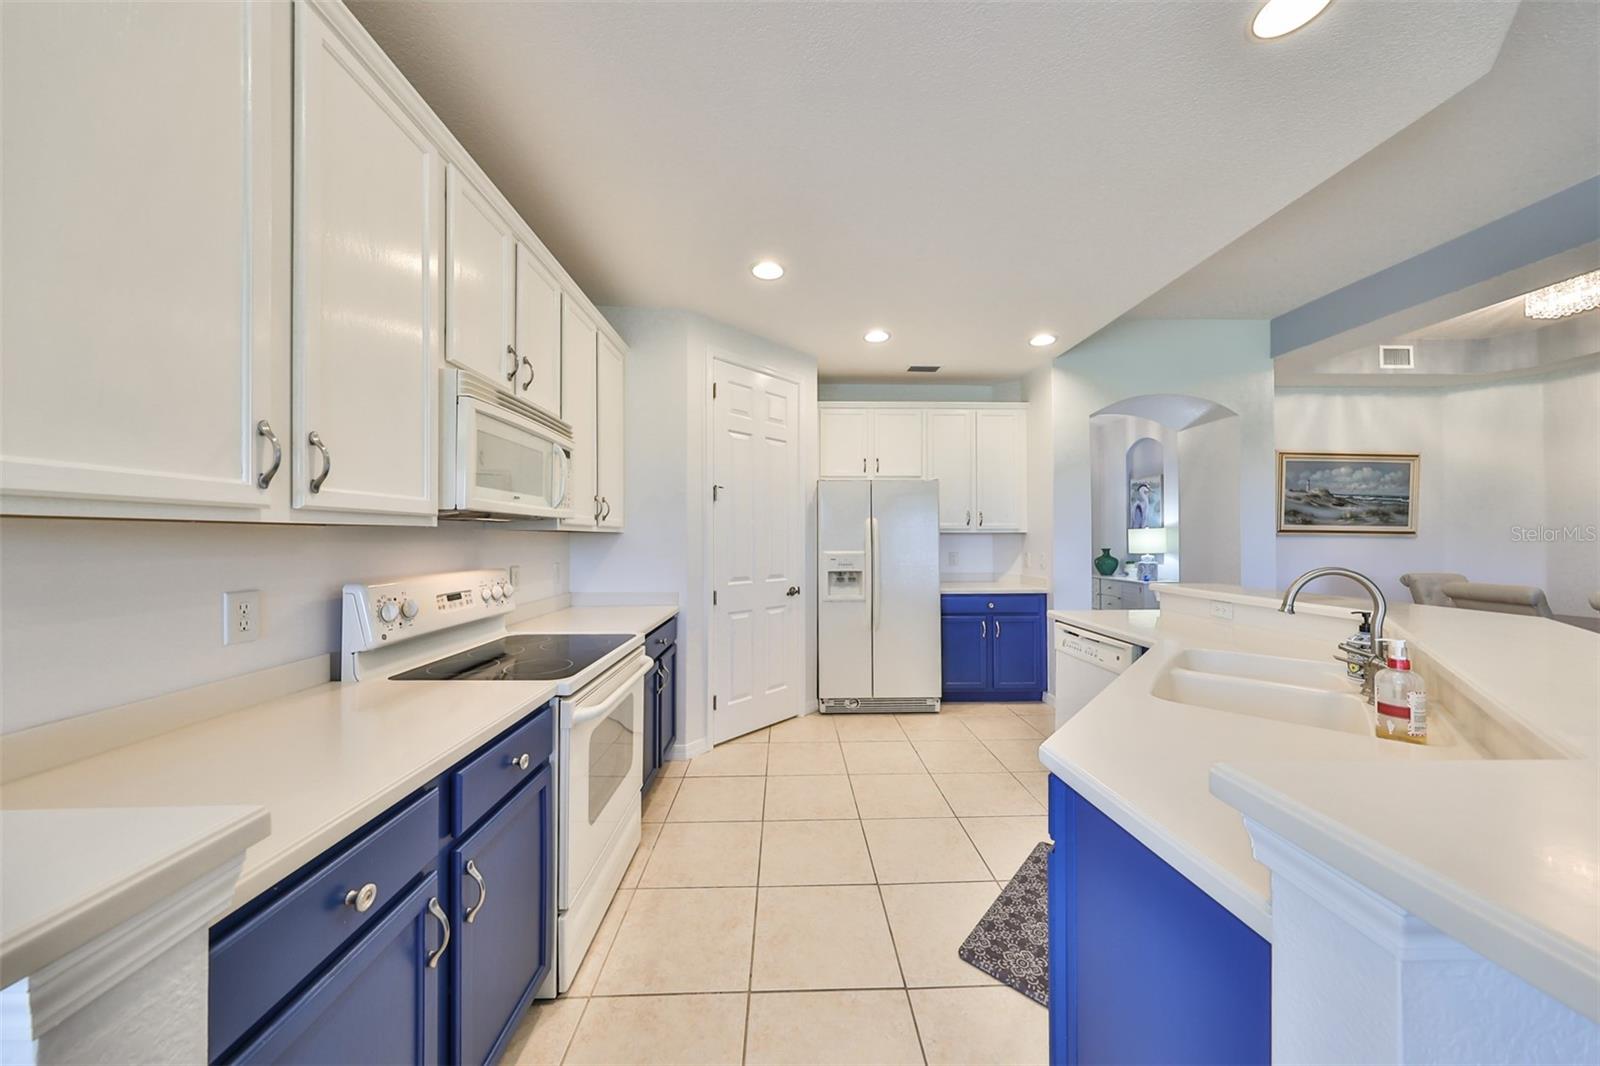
0, 518, 570, 734
1053, 320, 1276, 609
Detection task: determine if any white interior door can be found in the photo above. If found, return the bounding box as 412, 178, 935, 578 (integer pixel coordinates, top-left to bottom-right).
711, 359, 802, 743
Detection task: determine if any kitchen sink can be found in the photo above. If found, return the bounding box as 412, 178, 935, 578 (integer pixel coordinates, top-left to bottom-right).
1166, 649, 1352, 692
1152, 667, 1371, 736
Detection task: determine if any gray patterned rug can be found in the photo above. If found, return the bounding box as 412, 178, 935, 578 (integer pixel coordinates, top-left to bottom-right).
958, 841, 1050, 1005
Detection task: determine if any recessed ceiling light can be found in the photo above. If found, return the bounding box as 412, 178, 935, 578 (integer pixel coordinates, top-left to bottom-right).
864, 328, 891, 344
1250, 0, 1332, 39
1029, 332, 1057, 348
751, 259, 784, 281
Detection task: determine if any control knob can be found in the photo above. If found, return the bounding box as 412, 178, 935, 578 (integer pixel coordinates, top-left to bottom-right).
490, 583, 504, 602
401, 599, 419, 620
502, 582, 515, 599
378, 601, 400, 624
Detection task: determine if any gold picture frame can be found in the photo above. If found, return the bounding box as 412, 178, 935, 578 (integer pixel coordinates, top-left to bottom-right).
1276, 452, 1419, 535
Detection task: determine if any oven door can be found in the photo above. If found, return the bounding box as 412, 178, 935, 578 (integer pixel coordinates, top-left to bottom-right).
559, 652, 651, 909
456, 394, 571, 519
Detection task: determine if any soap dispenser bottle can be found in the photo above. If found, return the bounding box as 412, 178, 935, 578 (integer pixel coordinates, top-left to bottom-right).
1373, 638, 1427, 744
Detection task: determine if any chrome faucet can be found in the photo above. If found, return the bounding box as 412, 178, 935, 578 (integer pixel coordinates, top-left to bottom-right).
1279, 567, 1387, 699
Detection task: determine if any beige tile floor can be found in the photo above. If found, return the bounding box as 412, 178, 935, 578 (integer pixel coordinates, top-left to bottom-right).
500, 703, 1053, 1066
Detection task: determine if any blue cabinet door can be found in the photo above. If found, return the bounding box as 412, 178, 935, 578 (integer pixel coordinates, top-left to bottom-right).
228, 873, 443, 1065
451, 764, 554, 1066
1048, 777, 1270, 1065
642, 658, 661, 792
991, 612, 1045, 696
657, 643, 678, 764
940, 614, 990, 694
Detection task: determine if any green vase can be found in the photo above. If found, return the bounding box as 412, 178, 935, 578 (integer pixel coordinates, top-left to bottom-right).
1093, 548, 1119, 576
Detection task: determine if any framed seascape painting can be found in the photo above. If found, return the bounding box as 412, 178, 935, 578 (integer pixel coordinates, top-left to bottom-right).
1277, 452, 1419, 534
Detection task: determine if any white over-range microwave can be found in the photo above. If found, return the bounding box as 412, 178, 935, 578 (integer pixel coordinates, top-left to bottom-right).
440, 369, 574, 520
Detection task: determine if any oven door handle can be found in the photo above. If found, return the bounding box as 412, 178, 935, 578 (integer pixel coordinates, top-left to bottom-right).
567, 657, 655, 726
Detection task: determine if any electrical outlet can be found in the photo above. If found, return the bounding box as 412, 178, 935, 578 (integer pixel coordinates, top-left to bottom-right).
552, 561, 563, 587
946, 551, 959, 567
1209, 600, 1234, 621
224, 590, 261, 644
509, 565, 521, 589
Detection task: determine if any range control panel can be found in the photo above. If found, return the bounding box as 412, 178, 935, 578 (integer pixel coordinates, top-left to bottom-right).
342, 568, 515, 651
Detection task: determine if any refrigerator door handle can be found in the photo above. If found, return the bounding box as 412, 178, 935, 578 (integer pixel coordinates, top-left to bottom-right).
870, 515, 882, 631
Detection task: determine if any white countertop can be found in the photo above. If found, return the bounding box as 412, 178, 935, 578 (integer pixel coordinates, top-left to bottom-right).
1037, 585, 1599, 1018
1, 805, 268, 985
940, 577, 1049, 595
1, 603, 677, 917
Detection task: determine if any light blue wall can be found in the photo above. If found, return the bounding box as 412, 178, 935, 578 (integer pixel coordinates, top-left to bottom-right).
1053, 320, 1275, 609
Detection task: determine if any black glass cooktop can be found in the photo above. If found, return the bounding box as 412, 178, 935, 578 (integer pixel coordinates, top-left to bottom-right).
392, 633, 632, 682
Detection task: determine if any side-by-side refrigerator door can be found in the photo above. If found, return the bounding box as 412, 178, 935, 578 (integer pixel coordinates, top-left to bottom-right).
870, 479, 941, 699
818, 479, 872, 701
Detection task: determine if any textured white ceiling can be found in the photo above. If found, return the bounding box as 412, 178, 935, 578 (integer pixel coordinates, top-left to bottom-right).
350, 0, 1518, 380
1130, 0, 1600, 322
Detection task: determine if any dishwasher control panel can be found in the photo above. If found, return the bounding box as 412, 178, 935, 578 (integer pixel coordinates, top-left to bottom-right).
1054, 623, 1139, 671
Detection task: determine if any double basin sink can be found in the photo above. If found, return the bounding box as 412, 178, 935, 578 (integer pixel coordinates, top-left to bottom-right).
1151, 649, 1374, 736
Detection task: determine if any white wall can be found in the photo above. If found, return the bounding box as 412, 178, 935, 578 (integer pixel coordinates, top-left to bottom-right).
1053, 320, 1276, 609
1178, 416, 1243, 584
939, 534, 1024, 579
0, 518, 570, 734
818, 381, 1024, 402
1022, 365, 1055, 587
1275, 365, 1599, 614
572, 308, 819, 754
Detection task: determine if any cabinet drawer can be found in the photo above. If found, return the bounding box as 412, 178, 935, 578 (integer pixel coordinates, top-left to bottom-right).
942, 593, 1045, 615
452, 704, 554, 835
644, 616, 677, 659
940, 594, 993, 615
209, 787, 443, 1061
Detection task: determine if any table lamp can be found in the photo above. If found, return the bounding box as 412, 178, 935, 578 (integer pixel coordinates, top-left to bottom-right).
1127, 527, 1166, 582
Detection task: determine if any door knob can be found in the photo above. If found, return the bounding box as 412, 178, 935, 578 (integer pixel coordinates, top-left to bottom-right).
786, 586, 801, 597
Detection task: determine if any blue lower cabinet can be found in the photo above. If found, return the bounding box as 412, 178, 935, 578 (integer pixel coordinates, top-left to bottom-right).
452, 764, 554, 1066
941, 593, 1046, 701
228, 873, 444, 1065
656, 643, 677, 765
1048, 777, 1270, 1065
643, 617, 679, 790
940, 614, 990, 694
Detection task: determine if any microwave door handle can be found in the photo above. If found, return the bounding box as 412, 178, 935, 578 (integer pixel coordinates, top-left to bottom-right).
553, 447, 570, 509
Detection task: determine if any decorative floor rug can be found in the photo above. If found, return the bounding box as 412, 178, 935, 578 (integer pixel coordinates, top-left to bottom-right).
958, 840, 1051, 1005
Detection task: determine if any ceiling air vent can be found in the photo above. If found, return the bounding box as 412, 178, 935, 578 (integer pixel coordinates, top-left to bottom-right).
1377, 344, 1415, 370
906, 365, 941, 373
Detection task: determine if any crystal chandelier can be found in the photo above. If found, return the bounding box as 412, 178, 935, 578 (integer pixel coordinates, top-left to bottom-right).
1524, 269, 1600, 320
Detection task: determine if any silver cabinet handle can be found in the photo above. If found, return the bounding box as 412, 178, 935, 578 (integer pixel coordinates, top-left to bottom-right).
995, 619, 1002, 638
876, 458, 880, 473
862, 458, 867, 473
520, 355, 534, 390
978, 511, 984, 527
256, 420, 282, 489
343, 882, 378, 913
600, 497, 611, 521
507, 752, 530, 771
425, 897, 450, 969
965, 509, 971, 527
307, 431, 332, 493
980, 618, 987, 639
464, 859, 487, 923
594, 494, 603, 523
505, 344, 519, 383
655, 662, 666, 695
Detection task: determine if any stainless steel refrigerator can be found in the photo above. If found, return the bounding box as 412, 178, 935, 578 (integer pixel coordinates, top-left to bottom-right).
817, 479, 941, 712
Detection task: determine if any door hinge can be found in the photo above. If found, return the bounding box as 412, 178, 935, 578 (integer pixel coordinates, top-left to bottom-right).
712, 695, 718, 710
713, 483, 724, 502
712, 382, 717, 399
712, 590, 718, 606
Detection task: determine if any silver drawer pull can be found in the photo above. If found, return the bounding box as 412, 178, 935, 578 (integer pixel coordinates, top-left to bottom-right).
520, 355, 534, 390
505, 344, 519, 383
508, 752, 530, 771
464, 859, 487, 923
426, 896, 450, 968
343, 882, 379, 913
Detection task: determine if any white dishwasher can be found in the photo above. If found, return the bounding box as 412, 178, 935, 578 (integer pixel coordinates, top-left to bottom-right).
1053, 621, 1144, 728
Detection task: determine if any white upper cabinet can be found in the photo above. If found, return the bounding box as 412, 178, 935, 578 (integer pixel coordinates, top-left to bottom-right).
871, 409, 925, 478
513, 243, 562, 417
819, 408, 873, 477
595, 336, 626, 530
974, 409, 1026, 531
445, 164, 516, 390
924, 410, 975, 530
293, 2, 438, 519
561, 298, 600, 528
0, 1, 282, 517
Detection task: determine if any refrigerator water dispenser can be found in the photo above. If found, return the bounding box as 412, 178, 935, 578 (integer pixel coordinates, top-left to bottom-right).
824, 552, 865, 601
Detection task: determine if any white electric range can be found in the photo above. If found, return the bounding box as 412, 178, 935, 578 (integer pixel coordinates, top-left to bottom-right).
340, 569, 650, 996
